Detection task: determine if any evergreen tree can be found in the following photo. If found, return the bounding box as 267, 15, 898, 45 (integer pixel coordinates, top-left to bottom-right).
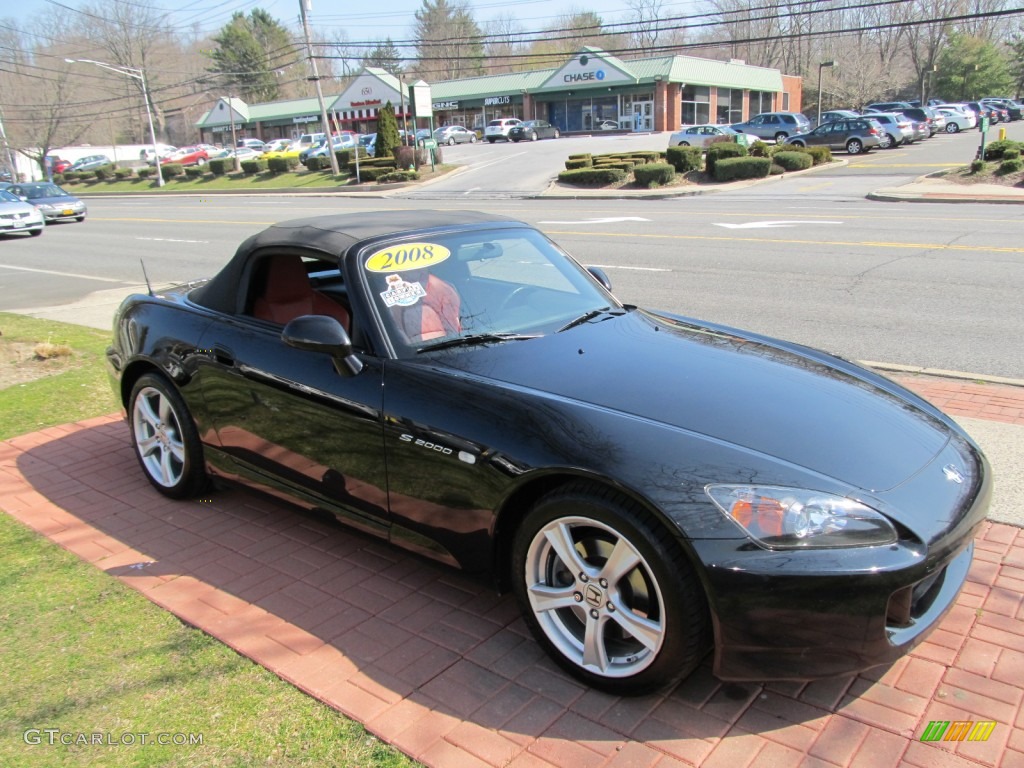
209, 9, 294, 102
414, 0, 484, 80
934, 33, 1013, 102
364, 37, 404, 76
376, 101, 401, 158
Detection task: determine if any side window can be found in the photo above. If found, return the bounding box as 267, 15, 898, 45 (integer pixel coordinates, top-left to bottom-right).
781, 115, 795, 124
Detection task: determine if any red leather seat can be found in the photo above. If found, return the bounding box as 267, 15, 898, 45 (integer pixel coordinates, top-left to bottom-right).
252, 256, 350, 330
392, 273, 461, 342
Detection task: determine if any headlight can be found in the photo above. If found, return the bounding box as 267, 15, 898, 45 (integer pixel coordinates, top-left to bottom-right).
35, 204, 54, 211
706, 485, 897, 549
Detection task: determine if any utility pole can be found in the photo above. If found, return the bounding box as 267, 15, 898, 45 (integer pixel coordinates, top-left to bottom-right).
299, 0, 340, 176
0, 105, 18, 181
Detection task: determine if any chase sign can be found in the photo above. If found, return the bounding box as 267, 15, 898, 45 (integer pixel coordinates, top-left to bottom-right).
541, 51, 634, 90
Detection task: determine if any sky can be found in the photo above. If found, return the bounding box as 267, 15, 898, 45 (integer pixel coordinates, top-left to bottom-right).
11, 0, 705, 53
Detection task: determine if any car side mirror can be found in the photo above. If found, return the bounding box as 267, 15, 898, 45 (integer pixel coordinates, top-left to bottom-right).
282, 315, 363, 377
588, 266, 613, 292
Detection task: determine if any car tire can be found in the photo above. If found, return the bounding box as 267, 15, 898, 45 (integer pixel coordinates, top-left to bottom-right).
470, 135, 477, 143
677, 141, 690, 146
30, 228, 42, 237
846, 139, 864, 154
774, 132, 788, 143
447, 137, 455, 145
511, 483, 709, 695
129, 373, 207, 499
878, 133, 892, 149
75, 216, 85, 222
196, 158, 206, 166
530, 131, 538, 141
789, 140, 806, 147
487, 138, 495, 143
946, 123, 959, 133
553, 129, 560, 138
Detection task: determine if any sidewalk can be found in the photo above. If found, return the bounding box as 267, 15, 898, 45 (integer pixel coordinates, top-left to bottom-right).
1, 372, 1022, 768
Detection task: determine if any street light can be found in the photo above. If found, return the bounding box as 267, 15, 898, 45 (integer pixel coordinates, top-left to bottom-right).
816, 60, 835, 127
65, 58, 165, 187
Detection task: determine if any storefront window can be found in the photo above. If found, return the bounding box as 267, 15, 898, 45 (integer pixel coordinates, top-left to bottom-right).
543, 96, 620, 132
747, 91, 775, 117
682, 85, 711, 125
715, 88, 743, 124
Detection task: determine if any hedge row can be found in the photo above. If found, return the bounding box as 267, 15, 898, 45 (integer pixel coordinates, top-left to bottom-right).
556, 167, 628, 185
984, 139, 1024, 160
633, 163, 676, 188
712, 156, 772, 182
705, 143, 748, 175
665, 146, 703, 173
772, 151, 813, 172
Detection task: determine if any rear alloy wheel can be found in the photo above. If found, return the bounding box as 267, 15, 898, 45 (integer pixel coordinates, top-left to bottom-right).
512, 484, 708, 695
946, 122, 959, 133
129, 373, 207, 498
878, 133, 892, 149
677, 141, 691, 146
447, 137, 455, 145
846, 138, 864, 155
553, 129, 560, 138
196, 157, 206, 166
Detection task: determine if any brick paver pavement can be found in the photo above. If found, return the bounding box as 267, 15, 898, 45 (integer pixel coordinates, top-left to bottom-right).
2, 373, 1022, 768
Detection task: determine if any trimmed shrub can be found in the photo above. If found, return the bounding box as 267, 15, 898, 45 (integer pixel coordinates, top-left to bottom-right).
61, 171, 79, 181
184, 166, 204, 178
114, 168, 134, 179
970, 159, 987, 174
394, 146, 416, 170
805, 146, 832, 165
304, 155, 331, 171
93, 164, 116, 180
665, 146, 703, 173
209, 158, 230, 176
565, 158, 591, 170
240, 159, 267, 175
712, 156, 772, 182
568, 153, 592, 161
336, 148, 370, 165
354, 166, 394, 182
77, 170, 96, 181
770, 163, 786, 175
377, 169, 420, 183
747, 140, 771, 158
267, 156, 299, 173
64, 176, 80, 185
137, 167, 152, 178
632, 162, 676, 187
998, 158, 1023, 174
772, 151, 813, 172
160, 163, 183, 181
556, 167, 628, 186
983, 139, 1022, 160
1004, 147, 1021, 160
705, 143, 748, 175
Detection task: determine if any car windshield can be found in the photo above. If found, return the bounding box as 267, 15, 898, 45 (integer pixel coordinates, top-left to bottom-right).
359, 226, 620, 355
0, 190, 20, 203
20, 184, 66, 199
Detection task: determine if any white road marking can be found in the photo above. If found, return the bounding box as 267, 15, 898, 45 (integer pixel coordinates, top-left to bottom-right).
714, 220, 844, 229
588, 263, 671, 272
0, 264, 132, 283
135, 237, 209, 243
539, 217, 652, 224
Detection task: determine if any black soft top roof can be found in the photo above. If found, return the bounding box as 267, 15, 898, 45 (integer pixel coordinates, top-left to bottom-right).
191, 210, 518, 314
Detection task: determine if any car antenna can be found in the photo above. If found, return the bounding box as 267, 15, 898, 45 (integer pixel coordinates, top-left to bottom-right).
140, 259, 154, 297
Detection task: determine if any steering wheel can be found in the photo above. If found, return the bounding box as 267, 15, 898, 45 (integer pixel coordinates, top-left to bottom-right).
499, 285, 541, 312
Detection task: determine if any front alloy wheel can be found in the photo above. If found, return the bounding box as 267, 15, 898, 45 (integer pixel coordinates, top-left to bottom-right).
512, 485, 708, 695
946, 123, 959, 133
129, 373, 207, 498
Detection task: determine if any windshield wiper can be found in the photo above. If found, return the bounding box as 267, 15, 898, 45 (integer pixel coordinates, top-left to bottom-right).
417, 332, 539, 353
557, 306, 614, 333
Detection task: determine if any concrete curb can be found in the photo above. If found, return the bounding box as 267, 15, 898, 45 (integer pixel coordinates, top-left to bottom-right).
862, 360, 1024, 389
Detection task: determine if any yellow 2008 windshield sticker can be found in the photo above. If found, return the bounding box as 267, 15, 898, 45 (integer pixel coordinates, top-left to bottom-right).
364, 242, 450, 273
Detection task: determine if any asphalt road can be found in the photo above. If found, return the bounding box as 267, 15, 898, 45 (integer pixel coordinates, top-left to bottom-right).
1, 123, 1022, 379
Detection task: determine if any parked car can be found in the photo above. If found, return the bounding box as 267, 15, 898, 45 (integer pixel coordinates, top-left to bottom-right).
69, 154, 112, 172
0, 188, 45, 237
785, 117, 884, 154
303, 135, 358, 162
236, 138, 266, 153
966, 102, 999, 124
668, 124, 740, 148
817, 110, 860, 126
433, 125, 478, 145
898, 107, 942, 136
981, 98, 1022, 120
162, 146, 209, 167
865, 101, 913, 112
935, 108, 976, 133
484, 118, 523, 143
7, 182, 86, 222
508, 120, 560, 142
48, 157, 72, 174
597, 120, 620, 130
107, 210, 989, 695
729, 112, 811, 143
140, 145, 178, 166
263, 138, 292, 153
861, 112, 915, 147
210, 147, 262, 163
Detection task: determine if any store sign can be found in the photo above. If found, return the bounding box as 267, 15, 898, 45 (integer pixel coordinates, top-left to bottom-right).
350, 99, 381, 107
433, 101, 459, 110
292, 115, 318, 124
484, 95, 511, 106
564, 70, 606, 83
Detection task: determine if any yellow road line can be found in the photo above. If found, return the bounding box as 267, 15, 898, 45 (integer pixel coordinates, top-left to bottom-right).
542, 229, 1024, 254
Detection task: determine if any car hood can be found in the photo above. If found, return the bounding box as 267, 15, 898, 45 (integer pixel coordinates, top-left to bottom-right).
0, 201, 41, 216
429, 309, 954, 493
32, 195, 82, 206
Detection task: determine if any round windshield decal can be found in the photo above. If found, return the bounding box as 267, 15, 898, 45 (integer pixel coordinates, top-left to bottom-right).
365, 242, 451, 273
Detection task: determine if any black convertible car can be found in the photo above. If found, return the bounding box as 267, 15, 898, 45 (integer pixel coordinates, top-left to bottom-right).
107, 211, 990, 694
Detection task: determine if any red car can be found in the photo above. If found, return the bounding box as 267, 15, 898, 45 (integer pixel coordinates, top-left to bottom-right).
161, 146, 209, 167
50, 157, 72, 174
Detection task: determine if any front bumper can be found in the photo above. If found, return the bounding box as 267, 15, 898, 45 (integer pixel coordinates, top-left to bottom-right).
692, 439, 991, 681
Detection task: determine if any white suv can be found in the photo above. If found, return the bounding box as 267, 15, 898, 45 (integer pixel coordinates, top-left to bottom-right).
484, 118, 522, 143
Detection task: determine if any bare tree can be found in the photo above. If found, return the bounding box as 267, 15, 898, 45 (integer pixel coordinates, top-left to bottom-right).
626, 0, 665, 55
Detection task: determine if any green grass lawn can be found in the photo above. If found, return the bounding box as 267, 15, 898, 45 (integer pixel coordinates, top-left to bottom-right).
65, 168, 354, 194
0, 314, 417, 767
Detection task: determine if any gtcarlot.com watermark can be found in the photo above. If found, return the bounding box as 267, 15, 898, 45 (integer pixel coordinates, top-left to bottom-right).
24, 729, 203, 747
